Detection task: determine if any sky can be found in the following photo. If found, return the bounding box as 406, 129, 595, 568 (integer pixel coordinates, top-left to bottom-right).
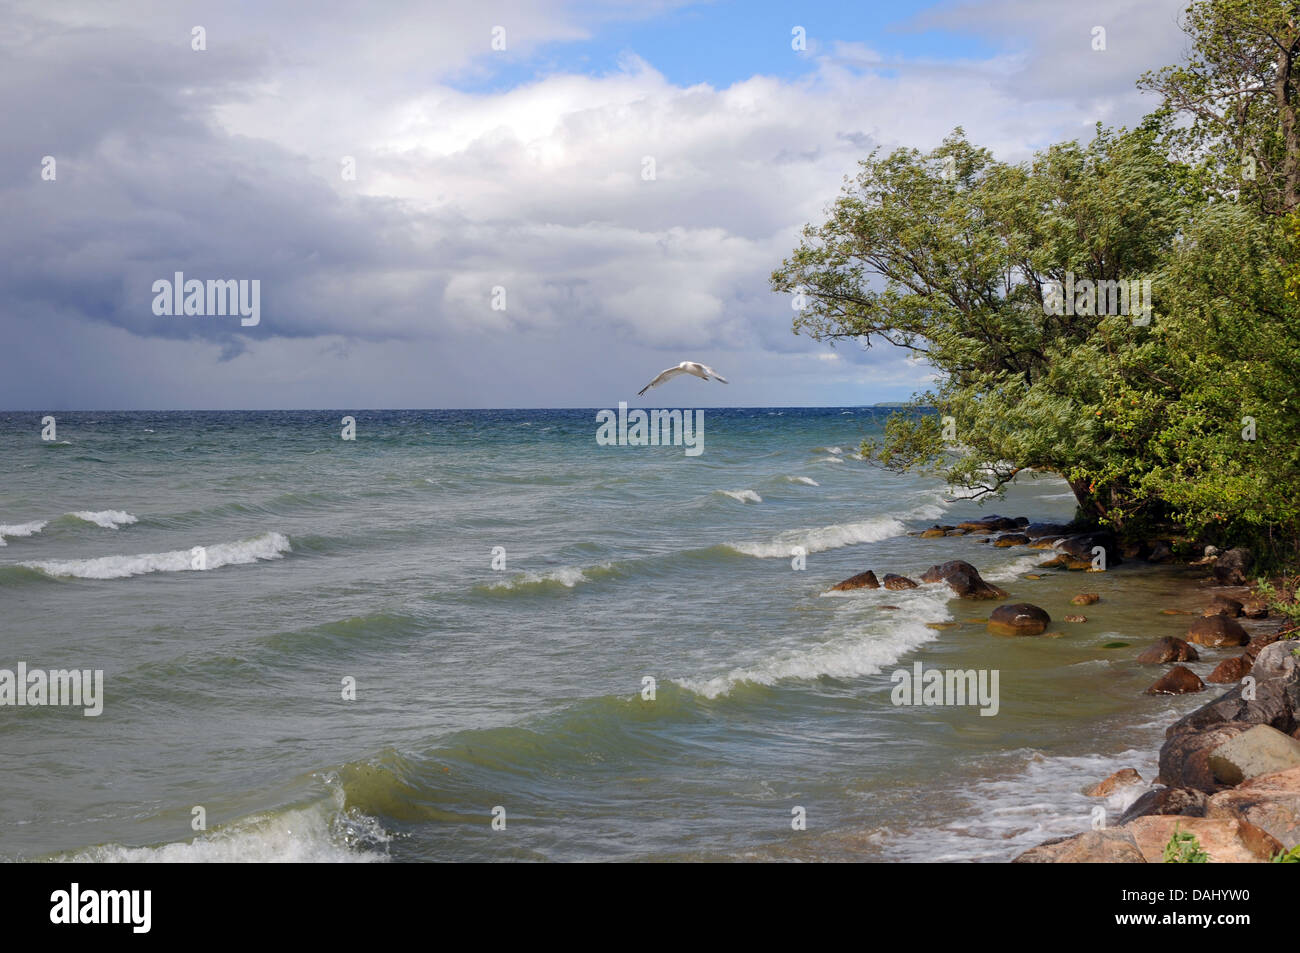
0, 0, 1193, 409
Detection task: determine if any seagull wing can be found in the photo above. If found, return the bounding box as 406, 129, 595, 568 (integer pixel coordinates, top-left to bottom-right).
638, 366, 686, 396
700, 364, 729, 384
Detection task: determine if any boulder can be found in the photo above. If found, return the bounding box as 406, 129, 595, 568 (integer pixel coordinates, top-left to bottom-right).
1241, 600, 1269, 619
1207, 725, 1300, 786
829, 570, 879, 592
1118, 787, 1208, 825
1024, 522, 1073, 539
1071, 593, 1100, 606
882, 573, 919, 591
1206, 656, 1252, 684
993, 533, 1030, 547
1136, 637, 1199, 664
1204, 596, 1243, 618
1124, 815, 1282, 863
1145, 665, 1205, 696
918, 560, 1007, 600
1011, 828, 1146, 863
1158, 722, 1253, 792
956, 515, 1019, 533
1205, 766, 1300, 849
1187, 615, 1249, 647
1147, 540, 1174, 563
987, 603, 1051, 637
1085, 768, 1143, 797
1164, 640, 1300, 739
1054, 532, 1123, 567
1213, 547, 1254, 586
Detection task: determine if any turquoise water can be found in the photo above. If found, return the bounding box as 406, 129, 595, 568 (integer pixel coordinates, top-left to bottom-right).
0, 409, 1228, 861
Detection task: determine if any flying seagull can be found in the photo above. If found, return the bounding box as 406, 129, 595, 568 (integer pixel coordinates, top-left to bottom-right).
637, 361, 729, 397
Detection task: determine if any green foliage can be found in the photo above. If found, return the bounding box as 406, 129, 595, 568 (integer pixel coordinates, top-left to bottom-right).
1163, 826, 1210, 863
773, 1, 1300, 564
1272, 844, 1300, 863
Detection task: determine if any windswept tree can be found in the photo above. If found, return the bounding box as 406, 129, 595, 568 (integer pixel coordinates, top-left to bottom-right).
771, 123, 1194, 527
1140, 0, 1300, 215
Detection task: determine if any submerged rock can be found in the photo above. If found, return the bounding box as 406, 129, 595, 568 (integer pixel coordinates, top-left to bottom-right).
1145, 665, 1205, 696
1187, 615, 1249, 647
882, 573, 919, 591
1085, 768, 1143, 797
1071, 593, 1100, 606
987, 603, 1050, 637
1204, 596, 1243, 618
1136, 637, 1199, 664
829, 570, 879, 592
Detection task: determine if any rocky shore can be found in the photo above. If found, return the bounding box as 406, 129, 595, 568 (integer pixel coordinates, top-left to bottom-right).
828, 513, 1300, 863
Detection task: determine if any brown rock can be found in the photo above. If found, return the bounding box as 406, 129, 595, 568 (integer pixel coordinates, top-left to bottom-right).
1024, 522, 1073, 539
1085, 768, 1143, 797
882, 573, 918, 591
1012, 828, 1146, 863
993, 533, 1030, 547
1125, 815, 1282, 863
1207, 656, 1252, 684
1137, 637, 1199, 664
1241, 600, 1269, 619
918, 560, 1007, 600
1119, 787, 1208, 825
1245, 629, 1283, 660
919, 528, 946, 539
987, 603, 1051, 637
956, 515, 1019, 533
1205, 765, 1300, 849
1164, 641, 1299, 741
829, 570, 879, 592
1146, 665, 1205, 696
1204, 596, 1243, 618
1158, 723, 1253, 792
1064, 614, 1088, 623
1038, 555, 1067, 569
1071, 593, 1100, 606
1187, 615, 1249, 647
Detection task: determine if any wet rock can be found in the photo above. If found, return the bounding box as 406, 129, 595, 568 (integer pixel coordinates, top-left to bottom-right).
882, 573, 919, 591
1245, 629, 1284, 661
992, 533, 1030, 547
1054, 531, 1123, 567
956, 515, 1019, 533
1187, 615, 1249, 647
918, 560, 1007, 600
1147, 541, 1174, 563
1119, 787, 1208, 825
1208, 725, 1300, 786
1125, 816, 1282, 863
1145, 665, 1205, 695
925, 622, 960, 631
1241, 600, 1269, 619
944, 529, 968, 536
1213, 547, 1255, 586
1207, 656, 1252, 684
1012, 828, 1146, 863
1038, 555, 1067, 569
1024, 521, 1073, 539
1204, 596, 1243, 618
919, 527, 947, 539
829, 570, 879, 592
1063, 614, 1087, 623
1136, 637, 1199, 664
1071, 593, 1100, 606
987, 603, 1051, 637
1158, 723, 1253, 792
1165, 641, 1300, 740
1205, 765, 1300, 849
1085, 768, 1143, 797
1122, 540, 1153, 561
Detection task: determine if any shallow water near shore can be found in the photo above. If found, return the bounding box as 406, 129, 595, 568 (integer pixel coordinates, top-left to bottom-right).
0, 409, 1252, 862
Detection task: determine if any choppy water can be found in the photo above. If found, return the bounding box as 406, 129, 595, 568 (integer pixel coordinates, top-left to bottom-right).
0, 409, 1230, 861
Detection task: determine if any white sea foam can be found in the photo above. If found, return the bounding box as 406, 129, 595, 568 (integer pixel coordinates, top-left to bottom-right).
785, 476, 819, 486
68, 510, 138, 529
486, 567, 590, 590
678, 588, 951, 698
0, 520, 47, 546
21, 532, 291, 579
813, 456, 846, 464
720, 489, 762, 503
54, 791, 389, 863
728, 517, 905, 558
